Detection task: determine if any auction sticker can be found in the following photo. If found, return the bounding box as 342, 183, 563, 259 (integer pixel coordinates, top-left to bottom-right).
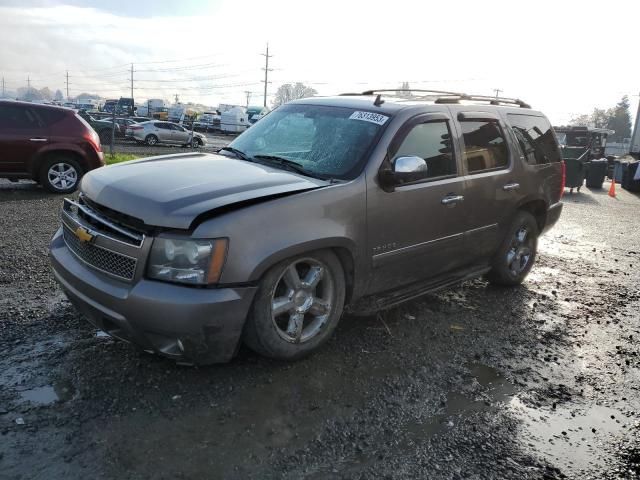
349, 111, 389, 125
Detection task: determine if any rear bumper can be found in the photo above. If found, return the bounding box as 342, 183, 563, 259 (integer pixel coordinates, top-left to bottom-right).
49, 228, 257, 364
542, 201, 563, 234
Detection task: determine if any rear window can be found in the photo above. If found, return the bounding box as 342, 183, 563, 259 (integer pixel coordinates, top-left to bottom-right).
508, 114, 561, 165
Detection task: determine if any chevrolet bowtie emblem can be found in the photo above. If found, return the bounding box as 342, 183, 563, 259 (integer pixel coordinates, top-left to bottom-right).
74, 227, 94, 243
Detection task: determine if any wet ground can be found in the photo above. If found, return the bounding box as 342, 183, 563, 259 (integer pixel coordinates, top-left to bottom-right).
1, 179, 639, 479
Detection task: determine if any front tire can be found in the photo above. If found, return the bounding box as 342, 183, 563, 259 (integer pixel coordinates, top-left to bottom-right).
244, 250, 346, 360
486, 211, 539, 286
40, 155, 82, 194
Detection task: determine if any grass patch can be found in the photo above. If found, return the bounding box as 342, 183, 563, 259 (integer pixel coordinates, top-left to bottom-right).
105, 153, 142, 165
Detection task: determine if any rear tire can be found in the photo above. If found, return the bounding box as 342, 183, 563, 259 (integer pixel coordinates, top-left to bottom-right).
39, 155, 82, 194
145, 134, 158, 146
486, 211, 538, 286
244, 250, 345, 361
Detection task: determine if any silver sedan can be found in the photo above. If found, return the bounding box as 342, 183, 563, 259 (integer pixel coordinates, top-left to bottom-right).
127, 121, 207, 147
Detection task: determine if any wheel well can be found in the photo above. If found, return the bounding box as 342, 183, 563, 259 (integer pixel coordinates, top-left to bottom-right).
33, 150, 87, 180
518, 200, 547, 232
331, 247, 355, 305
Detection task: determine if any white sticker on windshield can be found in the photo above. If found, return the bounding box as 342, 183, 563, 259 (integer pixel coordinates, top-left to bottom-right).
349, 111, 389, 125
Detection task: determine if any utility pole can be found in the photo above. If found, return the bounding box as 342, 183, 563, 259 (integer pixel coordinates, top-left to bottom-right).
27, 76, 31, 91
244, 90, 251, 107
493, 88, 503, 98
630, 91, 640, 155
130, 63, 134, 100
1, 77, 5, 98
261, 43, 273, 107
65, 71, 70, 100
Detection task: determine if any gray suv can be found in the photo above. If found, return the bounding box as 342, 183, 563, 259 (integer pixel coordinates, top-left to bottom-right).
49, 90, 564, 364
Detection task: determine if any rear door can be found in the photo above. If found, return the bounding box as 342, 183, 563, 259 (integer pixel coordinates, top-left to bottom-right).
367, 113, 469, 293
0, 103, 48, 175
449, 109, 520, 261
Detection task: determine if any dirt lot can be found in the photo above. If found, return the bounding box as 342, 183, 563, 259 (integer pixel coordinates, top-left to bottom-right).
1, 176, 639, 480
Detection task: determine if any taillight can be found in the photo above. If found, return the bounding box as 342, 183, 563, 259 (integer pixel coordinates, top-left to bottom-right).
560, 160, 566, 198
84, 129, 102, 153
130, 126, 143, 131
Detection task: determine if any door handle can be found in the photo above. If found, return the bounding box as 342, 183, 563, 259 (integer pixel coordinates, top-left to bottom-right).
502, 183, 520, 191
29, 138, 48, 142
441, 194, 465, 205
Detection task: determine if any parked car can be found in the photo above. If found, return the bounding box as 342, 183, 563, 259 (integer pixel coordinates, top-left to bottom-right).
0, 100, 104, 193
127, 121, 206, 147
49, 91, 564, 364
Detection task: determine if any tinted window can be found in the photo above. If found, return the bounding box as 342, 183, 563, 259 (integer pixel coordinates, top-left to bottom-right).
155, 122, 170, 130
508, 114, 561, 165
0, 105, 41, 129
36, 108, 67, 126
460, 121, 508, 173
394, 121, 456, 179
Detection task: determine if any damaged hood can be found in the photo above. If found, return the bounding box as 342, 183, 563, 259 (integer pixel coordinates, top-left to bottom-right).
81, 152, 327, 229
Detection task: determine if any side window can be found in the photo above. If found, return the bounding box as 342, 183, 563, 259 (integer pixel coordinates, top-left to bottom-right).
460, 120, 508, 173
0, 105, 41, 129
507, 114, 561, 165
394, 121, 456, 179
36, 108, 66, 126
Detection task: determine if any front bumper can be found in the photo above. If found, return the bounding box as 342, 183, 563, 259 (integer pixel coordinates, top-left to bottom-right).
49, 228, 257, 364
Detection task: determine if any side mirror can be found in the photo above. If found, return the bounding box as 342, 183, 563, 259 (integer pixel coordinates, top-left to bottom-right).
379, 156, 429, 190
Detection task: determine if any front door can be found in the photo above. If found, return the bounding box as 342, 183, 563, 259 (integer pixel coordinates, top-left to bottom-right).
170, 124, 189, 144
367, 114, 469, 294
0, 103, 47, 175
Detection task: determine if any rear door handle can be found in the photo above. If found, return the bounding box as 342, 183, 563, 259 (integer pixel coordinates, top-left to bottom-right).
502, 183, 520, 191
441, 194, 465, 205
30, 138, 48, 142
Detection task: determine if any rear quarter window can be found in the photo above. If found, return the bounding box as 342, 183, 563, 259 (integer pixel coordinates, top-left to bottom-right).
507, 114, 561, 165
37, 108, 68, 126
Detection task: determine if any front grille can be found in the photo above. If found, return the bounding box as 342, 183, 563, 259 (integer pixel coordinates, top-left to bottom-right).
63, 226, 137, 281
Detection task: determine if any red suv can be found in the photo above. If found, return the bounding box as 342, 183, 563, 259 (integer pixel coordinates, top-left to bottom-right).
0, 100, 104, 193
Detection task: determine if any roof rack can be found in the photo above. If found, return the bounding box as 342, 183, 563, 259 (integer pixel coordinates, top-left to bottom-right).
340, 89, 531, 109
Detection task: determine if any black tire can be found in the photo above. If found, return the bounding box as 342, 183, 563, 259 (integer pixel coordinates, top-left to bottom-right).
39, 155, 83, 194
244, 250, 346, 361
486, 211, 539, 286
145, 134, 158, 146
99, 129, 113, 145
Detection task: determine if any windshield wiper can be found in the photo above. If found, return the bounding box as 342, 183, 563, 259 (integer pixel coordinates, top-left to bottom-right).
252, 155, 319, 177
218, 146, 251, 161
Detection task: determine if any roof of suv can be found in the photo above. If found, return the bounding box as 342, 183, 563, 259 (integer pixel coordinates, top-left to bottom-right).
289, 92, 543, 117
0, 99, 73, 113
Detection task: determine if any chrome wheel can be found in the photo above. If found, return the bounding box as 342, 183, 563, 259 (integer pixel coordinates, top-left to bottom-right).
270, 258, 334, 344
47, 163, 78, 191
506, 227, 532, 276
146, 135, 157, 146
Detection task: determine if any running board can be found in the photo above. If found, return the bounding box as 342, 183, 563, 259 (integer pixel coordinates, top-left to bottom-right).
346, 266, 491, 316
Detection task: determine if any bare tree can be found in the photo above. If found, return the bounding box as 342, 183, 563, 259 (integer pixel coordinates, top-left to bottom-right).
272, 82, 317, 107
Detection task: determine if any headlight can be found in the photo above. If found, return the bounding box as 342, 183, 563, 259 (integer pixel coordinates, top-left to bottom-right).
147, 238, 228, 285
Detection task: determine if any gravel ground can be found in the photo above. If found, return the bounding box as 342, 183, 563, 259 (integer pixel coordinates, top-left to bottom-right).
1, 178, 639, 480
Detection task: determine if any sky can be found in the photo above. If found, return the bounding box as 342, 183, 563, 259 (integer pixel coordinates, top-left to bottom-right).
0, 0, 638, 125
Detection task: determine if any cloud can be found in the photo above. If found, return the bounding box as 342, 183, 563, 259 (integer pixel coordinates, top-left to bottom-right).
0, 0, 638, 122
